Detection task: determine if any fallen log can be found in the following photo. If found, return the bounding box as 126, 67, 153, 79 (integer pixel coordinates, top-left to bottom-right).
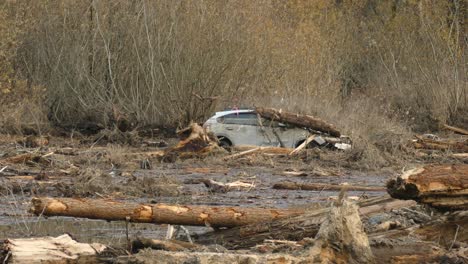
412, 136, 468, 153
387, 164, 468, 210
195, 196, 415, 249
443, 124, 468, 135
29, 197, 304, 228
2, 234, 106, 264
273, 181, 385, 192
255, 107, 341, 137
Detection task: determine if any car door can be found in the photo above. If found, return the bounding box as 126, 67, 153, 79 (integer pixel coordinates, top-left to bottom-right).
220, 113, 259, 146
257, 118, 281, 147
259, 119, 309, 148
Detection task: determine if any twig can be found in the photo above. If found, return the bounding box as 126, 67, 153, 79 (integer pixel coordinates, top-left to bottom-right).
449, 224, 460, 250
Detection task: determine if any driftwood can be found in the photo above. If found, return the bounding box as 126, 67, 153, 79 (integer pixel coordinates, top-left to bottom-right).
289, 134, 315, 155
163, 123, 223, 161
29, 197, 304, 228
232, 145, 293, 154
307, 199, 375, 263
443, 124, 468, 135
273, 181, 385, 192
255, 107, 341, 137
224, 146, 293, 160
3, 234, 106, 264
412, 136, 468, 153
387, 164, 468, 210
187, 179, 255, 193
195, 196, 415, 249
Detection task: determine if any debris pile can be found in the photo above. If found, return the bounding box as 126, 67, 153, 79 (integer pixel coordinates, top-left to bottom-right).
4, 163, 461, 264
411, 125, 468, 161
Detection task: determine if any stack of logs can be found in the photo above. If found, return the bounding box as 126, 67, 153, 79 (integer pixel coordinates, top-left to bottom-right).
412, 124, 468, 160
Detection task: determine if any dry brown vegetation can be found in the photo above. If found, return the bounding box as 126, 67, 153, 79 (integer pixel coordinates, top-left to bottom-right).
0, 0, 466, 168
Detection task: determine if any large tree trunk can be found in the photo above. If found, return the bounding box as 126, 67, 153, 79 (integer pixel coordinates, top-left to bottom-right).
255, 107, 341, 137
386, 164, 468, 210
195, 196, 415, 249
273, 181, 385, 192
29, 197, 304, 228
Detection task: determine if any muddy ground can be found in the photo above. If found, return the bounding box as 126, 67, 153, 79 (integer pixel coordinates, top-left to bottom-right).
0, 133, 465, 262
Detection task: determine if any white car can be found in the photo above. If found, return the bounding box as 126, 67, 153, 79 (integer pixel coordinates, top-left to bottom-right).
203, 109, 312, 148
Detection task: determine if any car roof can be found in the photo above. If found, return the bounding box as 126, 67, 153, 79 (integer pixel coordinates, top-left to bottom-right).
212, 109, 254, 118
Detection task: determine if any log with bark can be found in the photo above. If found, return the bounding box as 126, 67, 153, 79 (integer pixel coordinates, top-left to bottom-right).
122, 198, 375, 264
195, 196, 416, 249
2, 234, 106, 264
29, 197, 304, 228
273, 181, 386, 192
255, 107, 341, 137
387, 164, 468, 210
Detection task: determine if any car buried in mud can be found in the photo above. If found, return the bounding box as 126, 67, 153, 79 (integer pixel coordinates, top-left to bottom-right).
203, 109, 351, 150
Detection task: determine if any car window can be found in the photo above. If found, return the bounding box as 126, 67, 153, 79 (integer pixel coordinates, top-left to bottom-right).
221, 113, 258, 126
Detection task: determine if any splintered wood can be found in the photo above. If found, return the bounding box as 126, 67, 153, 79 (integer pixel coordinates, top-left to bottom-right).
387, 164, 468, 210
163, 122, 223, 160
29, 197, 303, 228
307, 199, 375, 263
3, 234, 106, 264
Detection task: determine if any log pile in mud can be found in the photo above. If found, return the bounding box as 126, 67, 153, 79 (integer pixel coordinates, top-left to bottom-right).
387, 164, 468, 210
255, 107, 341, 137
